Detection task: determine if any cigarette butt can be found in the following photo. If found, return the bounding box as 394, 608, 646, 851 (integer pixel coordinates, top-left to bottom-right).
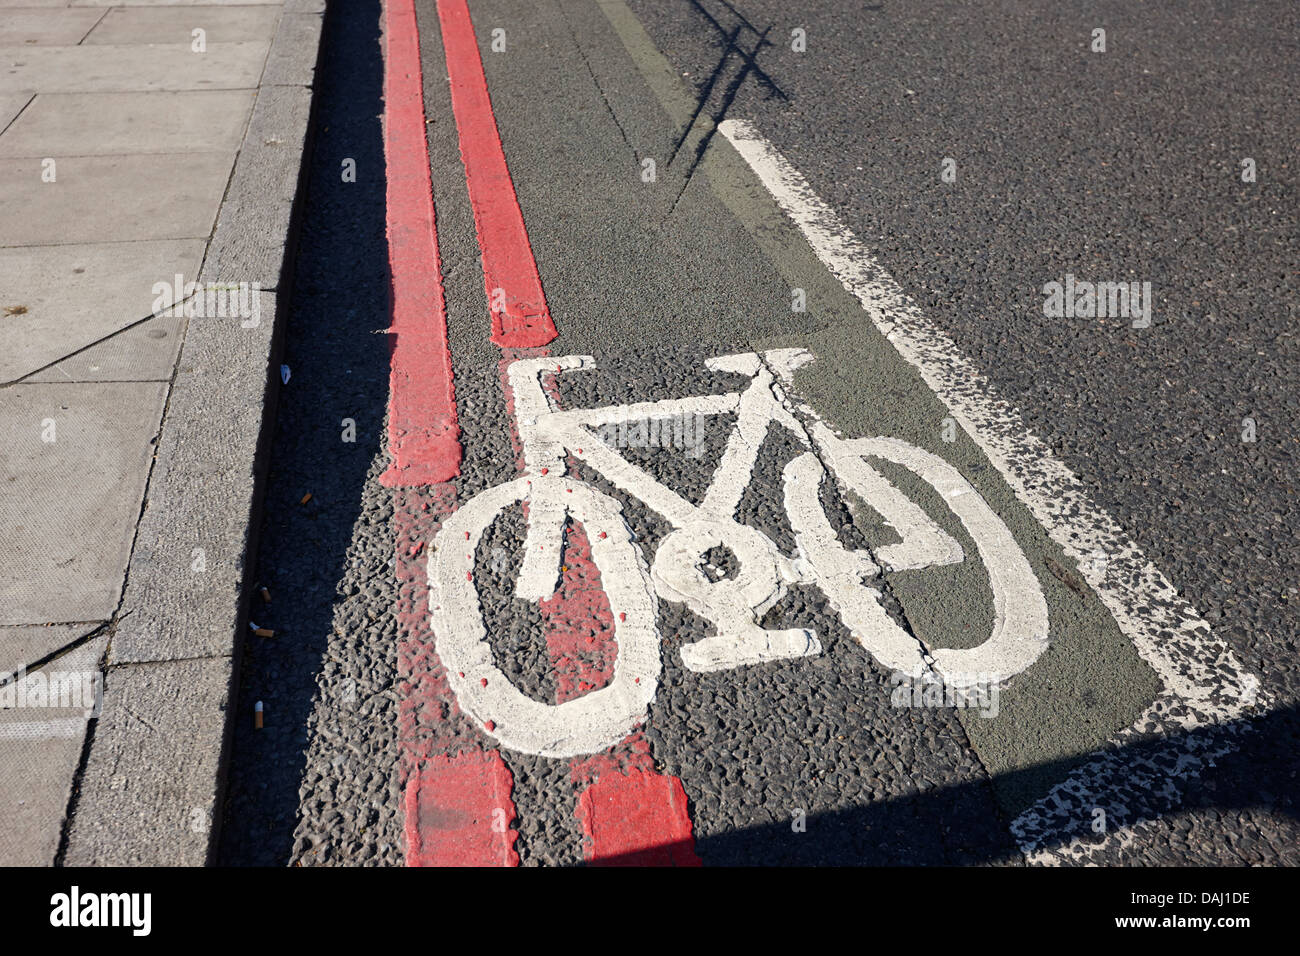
254, 701, 264, 729
260, 586, 271, 603
254, 627, 275, 638
300, 492, 313, 505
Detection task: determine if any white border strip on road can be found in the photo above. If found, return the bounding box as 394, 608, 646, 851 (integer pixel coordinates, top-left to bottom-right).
719, 118, 1264, 864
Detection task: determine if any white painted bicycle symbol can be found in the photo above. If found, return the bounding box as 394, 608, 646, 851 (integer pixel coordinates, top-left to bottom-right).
430, 349, 1048, 757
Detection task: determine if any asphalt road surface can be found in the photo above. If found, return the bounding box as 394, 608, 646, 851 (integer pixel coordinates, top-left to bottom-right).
218, 0, 1298, 866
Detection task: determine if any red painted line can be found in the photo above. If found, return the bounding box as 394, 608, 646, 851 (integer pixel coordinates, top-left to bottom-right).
540, 509, 619, 705
570, 734, 655, 791
380, 0, 461, 488
385, 0, 695, 865
523, 371, 700, 866
395, 486, 521, 866
576, 770, 702, 867
382, 0, 517, 866
435, 0, 558, 349
395, 485, 473, 760
406, 750, 520, 866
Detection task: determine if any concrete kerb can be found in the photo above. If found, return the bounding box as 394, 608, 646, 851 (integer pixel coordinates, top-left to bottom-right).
62, 4, 327, 866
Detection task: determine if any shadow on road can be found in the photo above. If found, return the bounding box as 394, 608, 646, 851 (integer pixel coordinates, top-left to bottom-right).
218, 0, 394, 866
587, 702, 1298, 866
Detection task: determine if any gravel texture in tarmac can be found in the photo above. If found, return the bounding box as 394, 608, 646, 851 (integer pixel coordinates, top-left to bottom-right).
220, 0, 1298, 865
626, 0, 1300, 863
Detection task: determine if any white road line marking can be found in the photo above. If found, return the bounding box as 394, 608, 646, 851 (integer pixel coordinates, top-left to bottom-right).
719, 117, 1263, 864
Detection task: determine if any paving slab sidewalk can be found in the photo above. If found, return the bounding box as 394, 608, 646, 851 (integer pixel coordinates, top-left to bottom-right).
0, 0, 324, 865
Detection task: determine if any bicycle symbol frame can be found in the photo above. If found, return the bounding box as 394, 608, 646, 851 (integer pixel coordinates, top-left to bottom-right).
429, 349, 1048, 757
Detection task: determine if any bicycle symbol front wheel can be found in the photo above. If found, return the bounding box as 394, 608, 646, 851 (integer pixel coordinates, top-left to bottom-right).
428, 476, 660, 758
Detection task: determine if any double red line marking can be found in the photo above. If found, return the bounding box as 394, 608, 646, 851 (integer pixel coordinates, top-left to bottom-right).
379, 0, 460, 487
382, 0, 698, 866
437, 0, 558, 349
